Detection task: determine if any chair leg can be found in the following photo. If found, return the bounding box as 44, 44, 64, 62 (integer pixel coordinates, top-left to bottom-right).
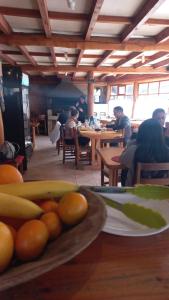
101, 161, 104, 186
63, 147, 65, 164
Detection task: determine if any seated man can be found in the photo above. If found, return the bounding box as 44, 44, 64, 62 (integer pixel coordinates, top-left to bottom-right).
106, 106, 131, 145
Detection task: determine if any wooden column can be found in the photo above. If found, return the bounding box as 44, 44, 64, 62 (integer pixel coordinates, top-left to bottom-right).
0, 108, 4, 145
106, 84, 111, 103
87, 72, 94, 117
131, 81, 138, 118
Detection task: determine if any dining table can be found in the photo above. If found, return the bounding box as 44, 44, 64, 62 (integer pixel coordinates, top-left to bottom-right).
80, 129, 123, 167
97, 146, 124, 186
1, 230, 169, 300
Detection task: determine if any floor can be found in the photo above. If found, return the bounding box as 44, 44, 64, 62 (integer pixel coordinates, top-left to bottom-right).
23, 136, 101, 186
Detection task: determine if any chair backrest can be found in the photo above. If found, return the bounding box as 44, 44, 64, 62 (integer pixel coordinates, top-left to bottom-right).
135, 162, 169, 185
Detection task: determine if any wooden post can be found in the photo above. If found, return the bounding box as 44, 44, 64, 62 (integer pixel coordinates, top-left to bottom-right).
106, 84, 111, 103
131, 81, 138, 118
0, 108, 4, 145
87, 72, 94, 117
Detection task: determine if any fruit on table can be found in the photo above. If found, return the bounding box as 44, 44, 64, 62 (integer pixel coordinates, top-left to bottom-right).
0, 222, 14, 272
15, 220, 49, 261
41, 212, 62, 240
57, 192, 88, 225
0, 164, 23, 184
0, 180, 78, 201
0, 192, 43, 219
39, 200, 59, 213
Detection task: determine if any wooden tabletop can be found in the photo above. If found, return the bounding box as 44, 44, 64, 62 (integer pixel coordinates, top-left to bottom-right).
80, 130, 123, 140
1, 231, 169, 300
97, 146, 123, 167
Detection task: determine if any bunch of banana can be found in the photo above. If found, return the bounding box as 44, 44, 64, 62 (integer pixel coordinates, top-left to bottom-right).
0, 180, 78, 201
0, 192, 43, 219
0, 180, 78, 220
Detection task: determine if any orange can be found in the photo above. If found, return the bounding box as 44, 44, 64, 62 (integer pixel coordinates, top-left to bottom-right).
15, 220, 49, 261
57, 192, 88, 225
41, 212, 62, 240
0, 164, 23, 184
0, 222, 14, 273
39, 200, 59, 214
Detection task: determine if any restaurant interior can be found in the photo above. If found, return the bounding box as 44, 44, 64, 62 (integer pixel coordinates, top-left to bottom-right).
1, 0, 169, 299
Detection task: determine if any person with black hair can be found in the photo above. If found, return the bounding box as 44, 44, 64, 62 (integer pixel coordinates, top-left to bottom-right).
120, 118, 169, 186
106, 106, 131, 145
65, 108, 89, 146
75, 95, 87, 123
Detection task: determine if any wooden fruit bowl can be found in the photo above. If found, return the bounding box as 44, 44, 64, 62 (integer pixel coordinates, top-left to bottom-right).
0, 187, 106, 291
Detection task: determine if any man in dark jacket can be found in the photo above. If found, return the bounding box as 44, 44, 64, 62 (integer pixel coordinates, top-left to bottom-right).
107, 106, 131, 145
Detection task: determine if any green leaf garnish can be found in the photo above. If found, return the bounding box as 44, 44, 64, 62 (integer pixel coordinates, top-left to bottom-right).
127, 185, 169, 200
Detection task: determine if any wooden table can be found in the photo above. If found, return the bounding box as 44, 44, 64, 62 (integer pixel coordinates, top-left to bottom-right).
2, 231, 169, 300
80, 130, 123, 167
97, 147, 123, 186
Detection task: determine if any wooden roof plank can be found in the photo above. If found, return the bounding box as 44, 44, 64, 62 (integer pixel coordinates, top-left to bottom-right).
21, 65, 168, 74
18, 46, 37, 66
113, 52, 142, 68
95, 50, 113, 67
153, 57, 169, 68
0, 14, 12, 34
85, 0, 104, 40
120, 0, 166, 41
156, 27, 169, 43
0, 50, 15, 65
2, 34, 169, 51
37, 0, 57, 67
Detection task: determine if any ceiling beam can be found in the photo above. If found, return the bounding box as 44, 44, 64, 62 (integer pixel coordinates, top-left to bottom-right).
113, 52, 142, 68
21, 65, 168, 74
0, 50, 15, 65
106, 74, 169, 84
153, 57, 169, 68
95, 50, 113, 67
0, 14, 36, 66
120, 0, 166, 41
85, 0, 104, 40
2, 34, 169, 51
1, 6, 169, 26
134, 51, 169, 68
75, 0, 104, 76
0, 14, 12, 34
156, 27, 169, 43
37, 0, 57, 66
18, 46, 37, 65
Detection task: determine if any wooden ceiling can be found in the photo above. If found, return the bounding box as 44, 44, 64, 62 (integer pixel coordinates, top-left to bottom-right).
0, 0, 169, 82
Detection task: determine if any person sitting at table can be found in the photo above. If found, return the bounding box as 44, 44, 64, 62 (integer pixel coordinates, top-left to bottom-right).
65, 108, 89, 147
120, 118, 169, 186
106, 106, 131, 145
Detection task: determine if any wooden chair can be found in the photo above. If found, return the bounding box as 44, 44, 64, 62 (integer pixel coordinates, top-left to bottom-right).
74, 129, 91, 168
56, 125, 64, 155
62, 126, 76, 164
135, 162, 169, 185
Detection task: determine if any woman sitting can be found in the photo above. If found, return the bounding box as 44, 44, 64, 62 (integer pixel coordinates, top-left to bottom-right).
120, 118, 169, 186
64, 108, 89, 147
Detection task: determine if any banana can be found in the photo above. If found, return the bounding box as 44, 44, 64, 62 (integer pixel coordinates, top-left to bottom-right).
0, 180, 79, 201
0, 192, 43, 219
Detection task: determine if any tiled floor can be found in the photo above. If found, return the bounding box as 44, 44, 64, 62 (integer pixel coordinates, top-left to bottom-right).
23, 136, 101, 186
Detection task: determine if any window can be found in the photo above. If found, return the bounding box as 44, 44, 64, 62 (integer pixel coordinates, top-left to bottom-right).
109, 84, 134, 117
94, 86, 107, 103
134, 80, 169, 120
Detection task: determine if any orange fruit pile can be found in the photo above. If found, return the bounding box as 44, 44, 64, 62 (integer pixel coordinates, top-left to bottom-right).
0, 186, 88, 273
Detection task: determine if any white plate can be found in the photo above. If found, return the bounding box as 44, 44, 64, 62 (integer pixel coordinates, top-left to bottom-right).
100, 192, 169, 237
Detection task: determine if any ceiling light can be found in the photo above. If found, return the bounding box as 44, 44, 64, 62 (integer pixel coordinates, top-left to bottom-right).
64, 52, 68, 61
67, 0, 76, 10
141, 54, 145, 64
